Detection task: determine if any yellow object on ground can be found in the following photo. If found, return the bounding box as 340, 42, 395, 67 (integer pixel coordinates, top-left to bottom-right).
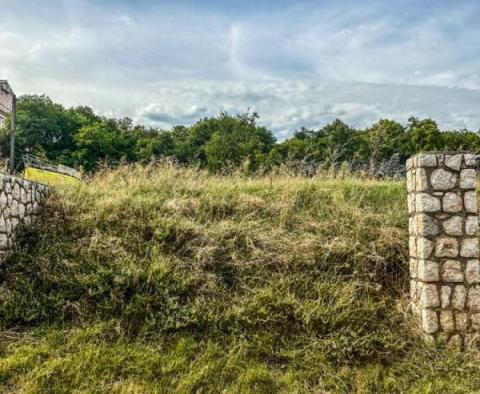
24, 167, 81, 187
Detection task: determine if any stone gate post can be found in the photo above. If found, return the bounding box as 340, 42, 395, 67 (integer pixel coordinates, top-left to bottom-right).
407, 152, 480, 344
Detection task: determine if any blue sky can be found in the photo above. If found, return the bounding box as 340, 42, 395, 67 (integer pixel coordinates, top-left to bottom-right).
1, 0, 479, 138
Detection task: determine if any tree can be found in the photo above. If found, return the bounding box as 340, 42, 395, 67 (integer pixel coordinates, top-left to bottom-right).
367, 119, 407, 168
134, 131, 175, 162
407, 117, 441, 153
315, 119, 360, 164
73, 122, 131, 171
0, 95, 81, 165
204, 112, 276, 172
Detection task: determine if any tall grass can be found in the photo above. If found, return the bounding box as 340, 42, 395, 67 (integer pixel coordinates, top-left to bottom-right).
0, 163, 479, 393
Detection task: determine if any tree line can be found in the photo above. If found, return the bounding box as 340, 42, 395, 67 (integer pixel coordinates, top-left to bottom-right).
1, 94, 479, 174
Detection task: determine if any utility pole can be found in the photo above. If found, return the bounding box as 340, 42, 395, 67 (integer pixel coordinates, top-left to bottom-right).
9, 94, 16, 174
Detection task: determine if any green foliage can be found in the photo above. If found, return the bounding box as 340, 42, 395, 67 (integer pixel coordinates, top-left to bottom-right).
204, 112, 276, 172
407, 116, 442, 153
1, 95, 480, 175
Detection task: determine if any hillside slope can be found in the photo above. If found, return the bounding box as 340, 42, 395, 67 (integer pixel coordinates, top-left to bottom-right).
0, 164, 479, 393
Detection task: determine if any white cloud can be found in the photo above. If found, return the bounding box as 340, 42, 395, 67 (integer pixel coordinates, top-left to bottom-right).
0, 0, 479, 138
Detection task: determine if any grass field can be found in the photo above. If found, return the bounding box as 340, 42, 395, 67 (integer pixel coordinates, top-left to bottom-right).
1, 164, 480, 393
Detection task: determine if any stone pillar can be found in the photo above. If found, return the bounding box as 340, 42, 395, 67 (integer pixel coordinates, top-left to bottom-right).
407, 152, 480, 343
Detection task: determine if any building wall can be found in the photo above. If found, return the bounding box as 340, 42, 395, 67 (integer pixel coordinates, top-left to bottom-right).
0, 82, 13, 128
0, 173, 48, 260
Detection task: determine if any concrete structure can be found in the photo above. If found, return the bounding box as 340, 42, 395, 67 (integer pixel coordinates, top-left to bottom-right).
0, 173, 48, 261
407, 152, 480, 345
0, 80, 14, 128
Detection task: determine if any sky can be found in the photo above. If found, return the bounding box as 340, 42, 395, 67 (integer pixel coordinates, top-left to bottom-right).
1, 0, 480, 139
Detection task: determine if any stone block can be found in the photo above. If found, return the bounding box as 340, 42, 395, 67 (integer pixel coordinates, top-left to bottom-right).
417, 154, 437, 167
435, 238, 459, 258
410, 259, 418, 279
440, 310, 455, 333
415, 168, 429, 191
20, 188, 26, 204
409, 217, 416, 235
12, 183, 20, 200
443, 192, 463, 213
407, 194, 415, 213
10, 200, 18, 217
467, 285, 480, 312
460, 169, 476, 189
406, 157, 414, 171
466, 260, 480, 284
0, 234, 8, 250
460, 238, 479, 258
441, 285, 451, 308
410, 279, 417, 300
430, 169, 457, 190
409, 236, 417, 258
417, 237, 434, 259
420, 284, 440, 308
465, 153, 476, 166
417, 260, 439, 281
442, 260, 463, 282
465, 191, 477, 213
422, 309, 439, 334
416, 193, 440, 212
454, 312, 469, 331
442, 215, 462, 236
406, 170, 414, 192
471, 313, 480, 330
416, 281, 424, 301
416, 214, 438, 236
451, 285, 467, 310
466, 216, 478, 236
445, 154, 463, 171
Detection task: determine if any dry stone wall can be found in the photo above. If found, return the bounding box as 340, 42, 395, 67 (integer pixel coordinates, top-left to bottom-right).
0, 173, 48, 260
407, 152, 480, 344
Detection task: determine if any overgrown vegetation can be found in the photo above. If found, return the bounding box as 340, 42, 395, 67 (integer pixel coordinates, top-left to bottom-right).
1, 95, 480, 173
1, 164, 480, 393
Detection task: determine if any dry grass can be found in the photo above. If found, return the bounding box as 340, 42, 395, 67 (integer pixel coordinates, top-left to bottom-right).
0, 163, 479, 393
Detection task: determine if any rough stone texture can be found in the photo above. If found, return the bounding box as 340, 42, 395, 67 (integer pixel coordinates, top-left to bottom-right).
442, 260, 463, 282
417, 260, 439, 281
460, 169, 477, 189
416, 193, 441, 212
417, 214, 439, 236
443, 192, 463, 213
466, 260, 480, 284
435, 237, 459, 258
441, 286, 452, 308
417, 237, 434, 259
445, 154, 463, 171
465, 216, 478, 236
443, 215, 463, 236
465, 191, 477, 213
407, 152, 479, 344
460, 238, 479, 258
0, 173, 48, 261
430, 169, 457, 190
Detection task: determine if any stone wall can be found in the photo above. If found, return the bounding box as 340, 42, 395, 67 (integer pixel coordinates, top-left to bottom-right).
0, 173, 48, 260
407, 152, 480, 344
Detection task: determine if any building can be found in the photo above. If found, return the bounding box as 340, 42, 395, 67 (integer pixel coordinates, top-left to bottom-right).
0, 80, 14, 128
